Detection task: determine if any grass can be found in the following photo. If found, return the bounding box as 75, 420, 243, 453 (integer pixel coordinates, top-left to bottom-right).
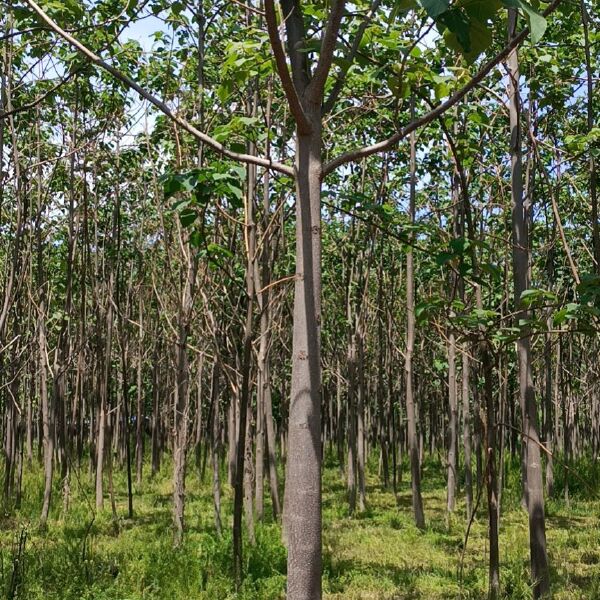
0, 452, 599, 599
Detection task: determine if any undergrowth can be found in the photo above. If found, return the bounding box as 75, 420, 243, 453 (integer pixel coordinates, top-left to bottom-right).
0, 452, 598, 599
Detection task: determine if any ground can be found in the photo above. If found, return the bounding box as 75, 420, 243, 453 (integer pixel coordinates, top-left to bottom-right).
1, 453, 599, 599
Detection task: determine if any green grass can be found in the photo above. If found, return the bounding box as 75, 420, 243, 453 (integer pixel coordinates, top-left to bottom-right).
1, 453, 599, 599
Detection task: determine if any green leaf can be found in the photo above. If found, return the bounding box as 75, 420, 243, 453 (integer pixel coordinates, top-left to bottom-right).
189, 230, 205, 248
439, 9, 471, 51
502, 0, 547, 43
435, 251, 455, 266
449, 237, 471, 254
520, 288, 557, 307
442, 8, 492, 61
419, 0, 449, 18
179, 208, 198, 228
459, 0, 502, 21
393, 0, 418, 16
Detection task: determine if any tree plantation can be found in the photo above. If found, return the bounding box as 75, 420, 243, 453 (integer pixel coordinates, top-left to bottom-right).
0, 0, 599, 598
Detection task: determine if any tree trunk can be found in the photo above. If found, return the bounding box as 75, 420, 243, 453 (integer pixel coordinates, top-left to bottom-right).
462, 349, 473, 521
508, 10, 550, 596
135, 297, 144, 487
447, 331, 458, 514
483, 345, 499, 599
209, 363, 223, 535
284, 110, 323, 600
405, 98, 425, 530
173, 252, 196, 545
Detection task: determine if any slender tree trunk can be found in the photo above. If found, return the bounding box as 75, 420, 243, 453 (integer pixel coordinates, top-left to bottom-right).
135, 297, 144, 487
95, 296, 113, 510
447, 331, 458, 514
233, 153, 258, 586
580, 0, 600, 272
227, 396, 237, 488
508, 11, 550, 597
483, 344, 499, 599
151, 348, 161, 476
357, 330, 366, 512
347, 333, 357, 514
255, 362, 265, 521
405, 98, 425, 530
173, 251, 196, 545
210, 363, 223, 536
39, 309, 52, 525
462, 349, 473, 521
121, 342, 134, 518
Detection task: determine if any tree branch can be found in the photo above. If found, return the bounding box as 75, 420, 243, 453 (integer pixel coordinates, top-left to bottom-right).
23, 0, 294, 177
322, 0, 563, 177
307, 0, 347, 103
0, 70, 77, 120
322, 0, 381, 115
264, 0, 311, 134
280, 0, 311, 93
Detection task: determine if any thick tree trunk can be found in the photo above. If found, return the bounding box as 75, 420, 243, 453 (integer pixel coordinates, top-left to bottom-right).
284, 112, 323, 600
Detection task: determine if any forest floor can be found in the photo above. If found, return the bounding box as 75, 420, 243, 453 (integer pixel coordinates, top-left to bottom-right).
1, 454, 599, 599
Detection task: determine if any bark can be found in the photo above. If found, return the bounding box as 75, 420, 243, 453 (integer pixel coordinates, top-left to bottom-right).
233, 136, 259, 586
255, 362, 265, 520
483, 345, 499, 600
357, 331, 366, 512
209, 363, 223, 536
151, 347, 161, 477
173, 250, 196, 545
462, 349, 473, 521
580, 0, 599, 272
135, 297, 144, 487
508, 10, 550, 597
405, 98, 425, 530
38, 307, 52, 525
447, 331, 458, 514
284, 109, 323, 599
347, 333, 357, 514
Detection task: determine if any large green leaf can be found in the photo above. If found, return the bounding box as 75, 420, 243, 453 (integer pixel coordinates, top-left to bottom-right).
444, 15, 492, 62
459, 0, 502, 21
419, 0, 449, 18
502, 0, 547, 43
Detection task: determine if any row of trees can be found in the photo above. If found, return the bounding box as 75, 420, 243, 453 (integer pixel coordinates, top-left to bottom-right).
1, 0, 598, 598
